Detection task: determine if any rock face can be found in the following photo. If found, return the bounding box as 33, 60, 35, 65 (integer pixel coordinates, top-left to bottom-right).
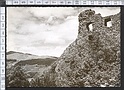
53, 9, 120, 87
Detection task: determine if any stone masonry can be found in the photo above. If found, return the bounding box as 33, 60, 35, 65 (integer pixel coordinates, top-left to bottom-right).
51, 9, 120, 87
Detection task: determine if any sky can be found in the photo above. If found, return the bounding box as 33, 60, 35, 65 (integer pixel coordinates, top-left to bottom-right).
7, 7, 120, 57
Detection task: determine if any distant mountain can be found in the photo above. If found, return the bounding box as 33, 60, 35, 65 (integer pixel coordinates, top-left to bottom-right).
7, 51, 58, 61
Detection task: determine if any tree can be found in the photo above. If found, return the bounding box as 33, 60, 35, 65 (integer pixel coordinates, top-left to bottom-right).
7, 66, 29, 87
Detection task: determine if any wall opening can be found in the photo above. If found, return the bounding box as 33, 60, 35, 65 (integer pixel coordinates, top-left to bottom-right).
86, 22, 93, 31
105, 18, 112, 27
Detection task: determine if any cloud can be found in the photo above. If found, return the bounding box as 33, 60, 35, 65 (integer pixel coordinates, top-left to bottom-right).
7, 7, 120, 57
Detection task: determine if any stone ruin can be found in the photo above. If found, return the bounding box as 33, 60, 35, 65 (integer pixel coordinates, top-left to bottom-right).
49, 9, 120, 87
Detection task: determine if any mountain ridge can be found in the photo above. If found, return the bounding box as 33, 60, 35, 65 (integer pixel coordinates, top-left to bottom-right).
7, 51, 58, 61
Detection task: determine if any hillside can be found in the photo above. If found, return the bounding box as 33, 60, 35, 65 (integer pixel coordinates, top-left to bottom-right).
7, 51, 58, 84
15, 58, 57, 66
7, 51, 57, 61
7, 51, 58, 76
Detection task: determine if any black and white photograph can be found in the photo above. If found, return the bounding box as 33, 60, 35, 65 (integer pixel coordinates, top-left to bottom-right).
7, 7, 120, 87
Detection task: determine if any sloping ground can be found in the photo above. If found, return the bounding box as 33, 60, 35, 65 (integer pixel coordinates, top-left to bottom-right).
15, 58, 57, 66
7, 51, 57, 61
48, 9, 120, 87
7, 52, 58, 80
7, 51, 40, 61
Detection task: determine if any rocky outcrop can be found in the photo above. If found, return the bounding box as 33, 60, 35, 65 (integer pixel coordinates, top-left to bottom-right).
51, 9, 120, 87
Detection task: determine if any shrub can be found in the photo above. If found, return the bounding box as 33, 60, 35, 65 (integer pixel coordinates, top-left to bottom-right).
7, 66, 29, 87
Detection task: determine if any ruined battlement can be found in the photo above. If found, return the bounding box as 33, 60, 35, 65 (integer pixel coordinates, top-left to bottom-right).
51, 9, 120, 87
78, 9, 120, 34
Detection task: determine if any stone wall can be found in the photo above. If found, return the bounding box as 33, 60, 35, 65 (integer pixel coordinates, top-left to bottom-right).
52, 9, 120, 87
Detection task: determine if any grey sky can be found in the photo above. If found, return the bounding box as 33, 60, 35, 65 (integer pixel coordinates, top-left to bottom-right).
7, 7, 120, 57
